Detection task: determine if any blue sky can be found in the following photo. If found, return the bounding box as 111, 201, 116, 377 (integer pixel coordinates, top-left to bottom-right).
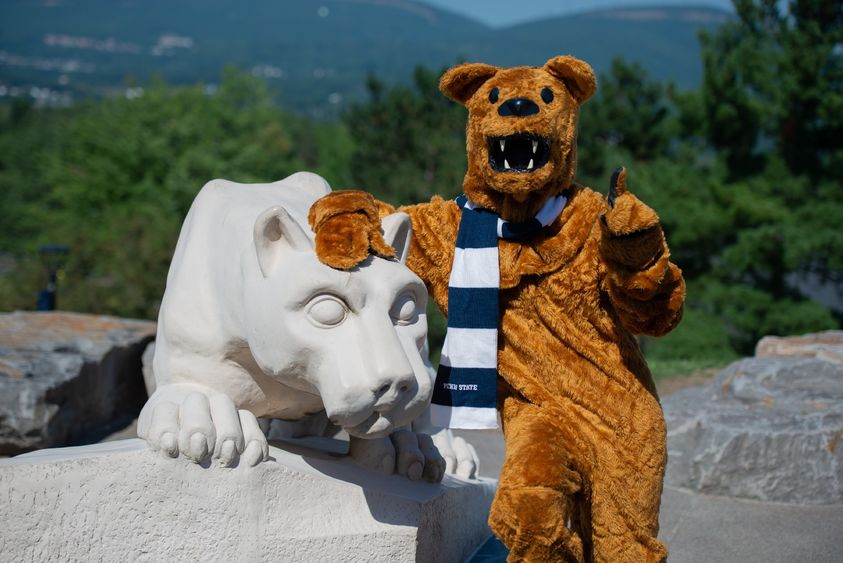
419, 0, 735, 27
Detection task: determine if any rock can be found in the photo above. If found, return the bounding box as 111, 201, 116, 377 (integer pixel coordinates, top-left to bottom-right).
0, 439, 496, 562
0, 311, 155, 455
756, 330, 843, 364
664, 356, 843, 504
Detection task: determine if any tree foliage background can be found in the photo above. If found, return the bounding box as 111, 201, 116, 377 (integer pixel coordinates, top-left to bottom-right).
1, 0, 840, 375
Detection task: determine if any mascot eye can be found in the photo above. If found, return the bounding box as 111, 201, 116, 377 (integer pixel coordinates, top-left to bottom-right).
489, 87, 499, 103
541, 87, 554, 103
307, 295, 348, 327
391, 293, 418, 325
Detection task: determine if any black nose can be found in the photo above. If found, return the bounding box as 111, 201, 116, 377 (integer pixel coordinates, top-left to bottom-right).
498, 97, 540, 117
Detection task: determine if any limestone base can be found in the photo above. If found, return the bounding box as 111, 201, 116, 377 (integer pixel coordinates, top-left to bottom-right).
0, 439, 496, 562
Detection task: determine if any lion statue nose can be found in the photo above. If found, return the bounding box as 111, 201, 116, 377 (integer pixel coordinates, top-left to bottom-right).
371, 371, 414, 412
499, 97, 539, 117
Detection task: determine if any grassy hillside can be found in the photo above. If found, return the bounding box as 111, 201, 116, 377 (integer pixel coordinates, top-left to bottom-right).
1, 1, 730, 114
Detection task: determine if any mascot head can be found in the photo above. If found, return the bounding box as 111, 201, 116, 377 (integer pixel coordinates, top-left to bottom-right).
440, 56, 596, 222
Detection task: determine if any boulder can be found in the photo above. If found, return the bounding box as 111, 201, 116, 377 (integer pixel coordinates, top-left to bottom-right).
0, 439, 496, 562
0, 311, 154, 455
664, 356, 843, 504
756, 330, 843, 365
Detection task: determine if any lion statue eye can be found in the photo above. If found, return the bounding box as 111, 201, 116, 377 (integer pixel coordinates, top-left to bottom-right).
391, 293, 418, 325
307, 295, 348, 327
489, 87, 499, 103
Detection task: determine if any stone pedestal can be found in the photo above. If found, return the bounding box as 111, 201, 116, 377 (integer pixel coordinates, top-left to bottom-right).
0, 439, 496, 562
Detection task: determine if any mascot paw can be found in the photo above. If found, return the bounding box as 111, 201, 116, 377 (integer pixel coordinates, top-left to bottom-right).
603, 167, 659, 236
601, 167, 665, 268
309, 190, 395, 270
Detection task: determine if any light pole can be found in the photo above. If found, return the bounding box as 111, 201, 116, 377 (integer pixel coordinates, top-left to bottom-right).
37, 244, 69, 311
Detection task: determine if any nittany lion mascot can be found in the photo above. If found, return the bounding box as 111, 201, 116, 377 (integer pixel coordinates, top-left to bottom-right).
310, 55, 685, 563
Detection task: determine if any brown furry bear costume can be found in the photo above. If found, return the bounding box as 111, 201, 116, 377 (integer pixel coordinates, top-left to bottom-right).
310, 55, 685, 562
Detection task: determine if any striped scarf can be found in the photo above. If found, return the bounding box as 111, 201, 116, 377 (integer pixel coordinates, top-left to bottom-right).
430, 193, 568, 429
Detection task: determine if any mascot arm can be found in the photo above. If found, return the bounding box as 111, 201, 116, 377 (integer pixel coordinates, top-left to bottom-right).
599, 168, 685, 336
394, 197, 460, 306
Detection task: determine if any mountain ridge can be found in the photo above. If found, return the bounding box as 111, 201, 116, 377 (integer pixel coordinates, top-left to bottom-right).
0, 1, 731, 114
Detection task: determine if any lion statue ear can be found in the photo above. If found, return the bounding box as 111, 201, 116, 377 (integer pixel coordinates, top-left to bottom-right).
543, 55, 597, 105
380, 212, 412, 265
439, 62, 499, 105
254, 205, 312, 278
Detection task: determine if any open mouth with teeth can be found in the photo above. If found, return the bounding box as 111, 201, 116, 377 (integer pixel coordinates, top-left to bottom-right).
488, 134, 551, 172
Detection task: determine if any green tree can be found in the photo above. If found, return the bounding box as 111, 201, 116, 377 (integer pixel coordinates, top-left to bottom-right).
0, 70, 355, 318
40, 72, 307, 318
343, 66, 468, 206
684, 0, 843, 350
0, 102, 66, 254
699, 0, 843, 181
578, 57, 674, 179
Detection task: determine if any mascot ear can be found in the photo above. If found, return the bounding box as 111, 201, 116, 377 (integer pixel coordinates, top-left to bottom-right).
543, 56, 597, 105
439, 62, 499, 104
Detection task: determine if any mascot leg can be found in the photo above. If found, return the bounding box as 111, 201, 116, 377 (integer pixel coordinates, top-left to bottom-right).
489, 394, 586, 563
587, 397, 668, 563
489, 391, 669, 563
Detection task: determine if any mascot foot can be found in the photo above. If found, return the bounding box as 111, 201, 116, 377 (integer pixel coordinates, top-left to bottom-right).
490, 486, 585, 563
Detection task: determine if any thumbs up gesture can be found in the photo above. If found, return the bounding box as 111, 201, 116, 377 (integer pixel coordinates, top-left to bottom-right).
603, 167, 660, 235
600, 167, 664, 269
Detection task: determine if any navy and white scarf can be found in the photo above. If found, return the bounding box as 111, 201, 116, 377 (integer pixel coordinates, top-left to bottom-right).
430, 193, 568, 429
